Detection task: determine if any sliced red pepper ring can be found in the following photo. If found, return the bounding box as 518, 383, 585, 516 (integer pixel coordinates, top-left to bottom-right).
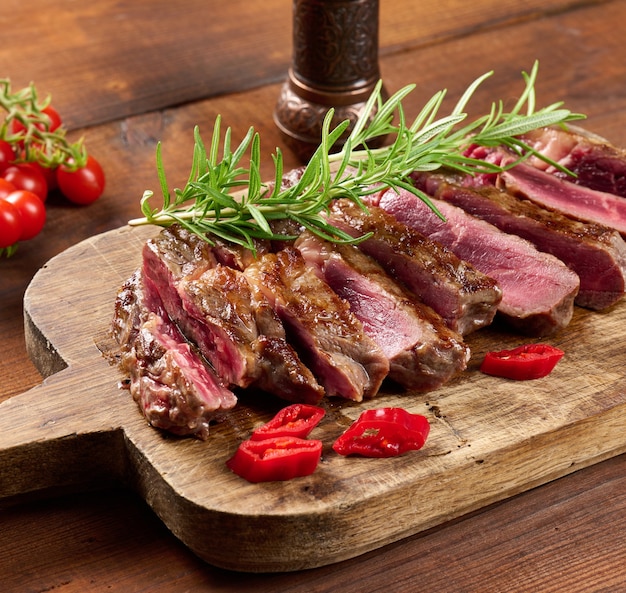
480, 343, 564, 381
333, 407, 430, 458
250, 403, 325, 441
226, 437, 323, 483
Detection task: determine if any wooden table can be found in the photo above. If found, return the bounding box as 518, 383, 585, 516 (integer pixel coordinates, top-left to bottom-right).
1, 0, 626, 590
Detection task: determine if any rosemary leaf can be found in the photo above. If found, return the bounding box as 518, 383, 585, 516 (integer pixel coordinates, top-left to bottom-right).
129, 62, 586, 253
155, 144, 171, 210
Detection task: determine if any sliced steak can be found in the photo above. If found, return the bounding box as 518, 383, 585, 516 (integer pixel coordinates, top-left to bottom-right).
414, 172, 626, 310
111, 270, 237, 440
175, 265, 263, 388
501, 162, 626, 237
143, 231, 254, 388
141, 226, 219, 366
143, 227, 324, 403
372, 187, 580, 336
249, 335, 325, 403
111, 269, 167, 352
243, 247, 389, 401
327, 198, 502, 336
465, 145, 626, 237
519, 126, 626, 197
142, 225, 220, 281
128, 313, 236, 440
209, 237, 269, 270
181, 265, 324, 403
296, 232, 470, 390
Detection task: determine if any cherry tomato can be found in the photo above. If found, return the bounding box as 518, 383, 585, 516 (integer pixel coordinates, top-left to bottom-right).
9, 104, 62, 137
2, 163, 48, 202
0, 140, 15, 174
0, 199, 22, 248
0, 178, 17, 200
24, 159, 58, 192
3, 190, 46, 241
56, 155, 105, 205
42, 105, 62, 132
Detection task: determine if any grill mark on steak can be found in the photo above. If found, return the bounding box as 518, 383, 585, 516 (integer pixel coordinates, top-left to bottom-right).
414, 171, 626, 310
327, 198, 502, 336
373, 186, 580, 336
296, 232, 470, 391
243, 247, 389, 402
176, 265, 261, 388
142, 226, 325, 403
111, 270, 237, 440
181, 266, 325, 403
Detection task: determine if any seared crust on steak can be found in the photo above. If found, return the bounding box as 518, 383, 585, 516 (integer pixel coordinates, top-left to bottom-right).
296, 232, 470, 390
176, 265, 261, 388
180, 265, 324, 403
111, 270, 237, 439
327, 199, 502, 336
414, 172, 626, 310
374, 186, 580, 336
250, 335, 325, 402
143, 229, 325, 403
465, 145, 626, 237
142, 225, 219, 281
244, 247, 389, 401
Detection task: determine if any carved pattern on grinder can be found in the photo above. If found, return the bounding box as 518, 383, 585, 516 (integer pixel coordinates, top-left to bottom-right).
274, 0, 387, 161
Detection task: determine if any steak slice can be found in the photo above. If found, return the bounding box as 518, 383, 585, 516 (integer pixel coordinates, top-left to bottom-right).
111, 269, 168, 351
373, 186, 580, 336
414, 171, 626, 310
244, 247, 390, 401
327, 198, 502, 336
143, 225, 220, 281
111, 270, 237, 440
175, 265, 263, 388
179, 265, 325, 403
249, 335, 325, 403
143, 227, 324, 403
128, 313, 235, 440
501, 162, 626, 237
519, 126, 626, 197
143, 232, 255, 388
296, 232, 470, 390
465, 145, 626, 237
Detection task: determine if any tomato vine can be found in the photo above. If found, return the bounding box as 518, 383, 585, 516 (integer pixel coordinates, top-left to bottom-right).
0, 79, 106, 257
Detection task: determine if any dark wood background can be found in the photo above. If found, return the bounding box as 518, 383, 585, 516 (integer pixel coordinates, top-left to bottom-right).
1, 0, 625, 590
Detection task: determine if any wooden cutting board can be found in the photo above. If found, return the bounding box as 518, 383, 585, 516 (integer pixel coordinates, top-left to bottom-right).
1, 224, 625, 573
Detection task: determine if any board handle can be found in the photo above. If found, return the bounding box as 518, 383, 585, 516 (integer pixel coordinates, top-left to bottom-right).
0, 365, 128, 505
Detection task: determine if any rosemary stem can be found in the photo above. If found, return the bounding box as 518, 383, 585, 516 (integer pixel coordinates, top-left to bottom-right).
129, 62, 586, 249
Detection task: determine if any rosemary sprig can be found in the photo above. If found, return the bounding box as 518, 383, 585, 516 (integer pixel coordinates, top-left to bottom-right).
130, 62, 585, 250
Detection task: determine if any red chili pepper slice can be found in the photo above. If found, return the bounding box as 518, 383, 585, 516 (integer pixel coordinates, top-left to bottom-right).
333, 407, 430, 458
250, 403, 325, 441
480, 343, 564, 380
226, 437, 323, 483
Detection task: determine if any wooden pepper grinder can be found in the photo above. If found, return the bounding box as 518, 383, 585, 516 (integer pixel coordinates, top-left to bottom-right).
274, 0, 387, 162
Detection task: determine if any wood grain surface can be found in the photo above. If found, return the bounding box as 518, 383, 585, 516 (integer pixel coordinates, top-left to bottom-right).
2, 0, 626, 589
1, 0, 589, 130
0, 222, 623, 572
